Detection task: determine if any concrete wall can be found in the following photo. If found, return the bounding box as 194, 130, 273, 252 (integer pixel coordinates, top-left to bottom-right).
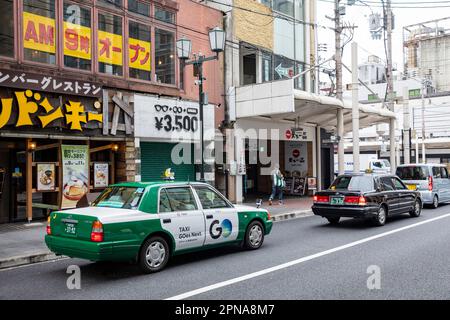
233, 0, 274, 51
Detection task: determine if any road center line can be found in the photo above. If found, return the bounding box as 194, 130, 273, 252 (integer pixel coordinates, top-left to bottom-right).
165, 212, 450, 300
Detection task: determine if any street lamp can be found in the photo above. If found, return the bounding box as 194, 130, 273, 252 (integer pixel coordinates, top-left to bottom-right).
176, 27, 225, 182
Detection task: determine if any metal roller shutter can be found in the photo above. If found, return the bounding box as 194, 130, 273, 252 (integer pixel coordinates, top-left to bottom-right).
140, 142, 195, 182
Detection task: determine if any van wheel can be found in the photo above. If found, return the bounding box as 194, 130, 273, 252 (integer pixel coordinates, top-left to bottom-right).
431, 195, 439, 209
373, 206, 387, 226
410, 199, 422, 218
139, 236, 170, 274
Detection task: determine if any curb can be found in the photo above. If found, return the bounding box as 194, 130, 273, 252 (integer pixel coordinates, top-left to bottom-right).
0, 252, 65, 270
271, 209, 313, 222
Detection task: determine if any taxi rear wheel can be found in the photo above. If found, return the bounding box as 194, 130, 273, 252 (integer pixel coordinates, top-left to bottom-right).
139, 236, 170, 274
244, 221, 265, 250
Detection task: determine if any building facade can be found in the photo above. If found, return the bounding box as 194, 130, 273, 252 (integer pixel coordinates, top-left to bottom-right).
0, 0, 224, 223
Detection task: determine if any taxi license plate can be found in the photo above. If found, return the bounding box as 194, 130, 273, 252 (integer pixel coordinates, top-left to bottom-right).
64, 223, 77, 235
406, 184, 417, 191
330, 197, 344, 205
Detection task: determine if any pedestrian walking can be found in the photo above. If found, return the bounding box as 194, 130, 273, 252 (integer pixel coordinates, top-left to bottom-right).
269, 164, 285, 205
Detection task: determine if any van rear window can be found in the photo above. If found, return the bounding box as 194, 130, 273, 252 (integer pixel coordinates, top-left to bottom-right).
396, 166, 427, 180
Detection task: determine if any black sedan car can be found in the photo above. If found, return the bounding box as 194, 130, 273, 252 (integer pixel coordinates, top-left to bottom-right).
312, 174, 422, 226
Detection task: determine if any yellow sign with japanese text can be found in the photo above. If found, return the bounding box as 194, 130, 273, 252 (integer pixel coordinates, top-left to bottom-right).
63, 22, 92, 60
23, 12, 56, 54
128, 38, 151, 71
98, 30, 123, 66
0, 90, 103, 131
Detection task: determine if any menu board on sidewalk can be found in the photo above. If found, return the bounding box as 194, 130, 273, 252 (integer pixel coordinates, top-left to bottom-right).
292, 177, 307, 195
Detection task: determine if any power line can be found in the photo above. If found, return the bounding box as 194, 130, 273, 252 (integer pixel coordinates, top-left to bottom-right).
318, 0, 450, 8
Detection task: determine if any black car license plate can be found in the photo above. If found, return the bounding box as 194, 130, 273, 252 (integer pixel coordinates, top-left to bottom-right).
330, 197, 344, 205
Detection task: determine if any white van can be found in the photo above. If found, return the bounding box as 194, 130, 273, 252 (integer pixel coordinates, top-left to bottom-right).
396, 164, 450, 209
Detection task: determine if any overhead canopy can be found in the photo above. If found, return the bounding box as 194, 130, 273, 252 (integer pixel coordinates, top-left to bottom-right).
232, 79, 396, 132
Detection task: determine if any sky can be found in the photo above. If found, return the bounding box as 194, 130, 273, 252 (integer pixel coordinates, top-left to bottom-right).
316, 0, 450, 85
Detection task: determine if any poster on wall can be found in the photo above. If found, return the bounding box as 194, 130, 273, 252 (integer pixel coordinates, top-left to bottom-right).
61, 145, 89, 209
285, 141, 308, 176
94, 163, 109, 188
307, 177, 317, 191
37, 163, 56, 191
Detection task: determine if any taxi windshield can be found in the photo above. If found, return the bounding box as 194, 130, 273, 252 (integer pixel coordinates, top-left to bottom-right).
92, 187, 144, 210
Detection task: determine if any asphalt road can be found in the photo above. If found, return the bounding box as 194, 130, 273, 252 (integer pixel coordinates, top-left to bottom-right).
2, 205, 450, 300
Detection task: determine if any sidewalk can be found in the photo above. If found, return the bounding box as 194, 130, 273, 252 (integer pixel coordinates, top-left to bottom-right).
243, 196, 314, 221
0, 197, 313, 269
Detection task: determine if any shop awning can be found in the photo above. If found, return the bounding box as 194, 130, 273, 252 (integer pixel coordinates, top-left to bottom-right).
232, 79, 396, 132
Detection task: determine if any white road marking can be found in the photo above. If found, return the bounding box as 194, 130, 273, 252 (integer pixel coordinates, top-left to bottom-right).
165, 212, 450, 300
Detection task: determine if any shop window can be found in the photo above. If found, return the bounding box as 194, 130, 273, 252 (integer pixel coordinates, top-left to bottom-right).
98, 12, 123, 76
128, 0, 150, 16
155, 28, 175, 85
23, 0, 56, 64
128, 21, 151, 81
0, 0, 14, 58
155, 6, 175, 24
63, 2, 92, 70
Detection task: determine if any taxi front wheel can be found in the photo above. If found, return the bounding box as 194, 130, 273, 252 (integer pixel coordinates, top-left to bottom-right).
244, 221, 265, 250
139, 236, 170, 273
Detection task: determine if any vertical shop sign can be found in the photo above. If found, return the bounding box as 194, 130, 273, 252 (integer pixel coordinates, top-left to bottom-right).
61, 145, 89, 209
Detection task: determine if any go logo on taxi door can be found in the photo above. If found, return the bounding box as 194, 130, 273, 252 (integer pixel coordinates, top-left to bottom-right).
209, 219, 233, 239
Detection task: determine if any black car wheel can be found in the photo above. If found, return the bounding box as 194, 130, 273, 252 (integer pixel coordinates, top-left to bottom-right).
410, 199, 422, 218
326, 217, 340, 225
373, 206, 387, 227
139, 236, 170, 274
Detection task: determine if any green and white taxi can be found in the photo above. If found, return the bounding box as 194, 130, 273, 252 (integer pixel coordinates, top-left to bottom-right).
45, 181, 273, 273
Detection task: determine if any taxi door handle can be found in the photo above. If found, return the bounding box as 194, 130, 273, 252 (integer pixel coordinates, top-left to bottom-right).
163, 218, 171, 224
206, 214, 213, 219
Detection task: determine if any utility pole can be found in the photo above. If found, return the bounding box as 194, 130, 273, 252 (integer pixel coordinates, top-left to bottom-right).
386, 0, 396, 173
351, 42, 360, 173
335, 0, 345, 175
402, 86, 411, 164
421, 79, 427, 164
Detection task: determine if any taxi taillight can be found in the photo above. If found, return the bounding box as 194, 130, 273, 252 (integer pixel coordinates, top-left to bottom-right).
46, 216, 51, 235
91, 220, 104, 242
314, 195, 329, 203
267, 212, 272, 221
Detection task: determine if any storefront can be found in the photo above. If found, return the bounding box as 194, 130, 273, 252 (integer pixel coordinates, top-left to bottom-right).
134, 94, 215, 184
234, 118, 316, 201
0, 70, 134, 223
